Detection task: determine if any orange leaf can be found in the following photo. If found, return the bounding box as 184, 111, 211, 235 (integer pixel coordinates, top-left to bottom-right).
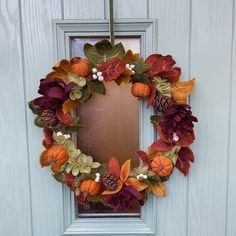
45, 71, 68, 82
171, 78, 195, 104
52, 59, 72, 74
40, 150, 50, 167
124, 50, 139, 63
125, 177, 149, 191
151, 183, 167, 197
108, 156, 120, 178
120, 159, 131, 182
62, 99, 80, 114
102, 180, 123, 195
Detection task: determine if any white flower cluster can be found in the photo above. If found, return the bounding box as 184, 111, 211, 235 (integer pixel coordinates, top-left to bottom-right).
56, 132, 70, 140
92, 68, 104, 81
172, 132, 179, 141
126, 63, 135, 73
136, 173, 147, 180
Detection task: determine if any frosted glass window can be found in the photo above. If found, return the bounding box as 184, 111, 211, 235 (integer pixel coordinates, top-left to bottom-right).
71, 37, 141, 217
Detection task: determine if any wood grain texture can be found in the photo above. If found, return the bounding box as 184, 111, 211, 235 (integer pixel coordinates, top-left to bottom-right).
226, 1, 236, 235
20, 0, 64, 235
63, 0, 105, 19
105, 0, 147, 18
0, 1, 32, 236
188, 0, 233, 236
149, 1, 190, 235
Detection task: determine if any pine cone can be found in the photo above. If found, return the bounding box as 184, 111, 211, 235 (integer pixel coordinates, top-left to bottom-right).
102, 172, 118, 190
154, 95, 172, 112
41, 110, 57, 127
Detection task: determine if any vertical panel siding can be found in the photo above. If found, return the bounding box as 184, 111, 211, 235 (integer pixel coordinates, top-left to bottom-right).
149, 1, 190, 236
20, 0, 63, 235
63, 0, 105, 19
226, 1, 236, 235
104, 0, 147, 19
189, 0, 233, 236
0, 0, 32, 235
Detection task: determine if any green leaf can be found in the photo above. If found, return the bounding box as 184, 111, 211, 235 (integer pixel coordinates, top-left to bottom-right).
130, 73, 148, 84
88, 80, 106, 95
80, 85, 92, 103
147, 173, 161, 185
52, 172, 65, 184
159, 146, 181, 164
87, 195, 103, 203
150, 114, 164, 125
153, 76, 171, 97
97, 163, 108, 175
131, 58, 150, 74
84, 39, 125, 68
34, 116, 44, 127
91, 162, 101, 169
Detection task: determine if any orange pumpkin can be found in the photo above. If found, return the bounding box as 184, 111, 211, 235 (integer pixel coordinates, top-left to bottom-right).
150, 156, 173, 177
46, 145, 69, 173
131, 83, 151, 98
71, 59, 89, 77
80, 179, 101, 196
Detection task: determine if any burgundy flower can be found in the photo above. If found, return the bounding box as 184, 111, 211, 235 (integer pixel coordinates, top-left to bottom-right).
32, 78, 75, 110
158, 104, 198, 147
103, 185, 144, 212
145, 54, 181, 82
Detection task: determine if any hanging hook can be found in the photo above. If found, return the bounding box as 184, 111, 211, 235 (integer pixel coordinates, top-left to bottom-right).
109, 0, 114, 46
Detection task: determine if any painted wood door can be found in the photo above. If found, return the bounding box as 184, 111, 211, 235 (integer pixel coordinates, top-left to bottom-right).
1, 0, 236, 236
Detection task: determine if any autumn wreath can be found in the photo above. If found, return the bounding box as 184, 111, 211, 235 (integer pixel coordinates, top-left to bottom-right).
29, 39, 198, 212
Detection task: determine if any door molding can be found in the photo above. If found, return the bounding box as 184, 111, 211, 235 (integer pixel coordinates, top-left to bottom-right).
53, 19, 158, 235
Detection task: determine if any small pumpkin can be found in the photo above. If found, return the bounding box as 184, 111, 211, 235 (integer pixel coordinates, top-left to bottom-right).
150, 155, 173, 177
71, 59, 89, 77
46, 145, 69, 173
80, 179, 101, 196
131, 82, 151, 98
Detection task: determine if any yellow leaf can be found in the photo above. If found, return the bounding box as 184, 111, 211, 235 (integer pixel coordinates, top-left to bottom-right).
151, 183, 167, 197
62, 99, 80, 114
102, 180, 123, 195
46, 71, 68, 82
125, 177, 149, 191
171, 78, 195, 104
115, 68, 133, 85
120, 159, 131, 182
52, 59, 73, 74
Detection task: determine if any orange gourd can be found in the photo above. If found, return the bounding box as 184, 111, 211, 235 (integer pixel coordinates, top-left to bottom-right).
150, 156, 173, 177
46, 145, 69, 173
80, 179, 101, 196
131, 83, 151, 98
71, 59, 89, 77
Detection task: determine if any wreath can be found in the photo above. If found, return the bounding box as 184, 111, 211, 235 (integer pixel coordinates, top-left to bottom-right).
29, 39, 198, 212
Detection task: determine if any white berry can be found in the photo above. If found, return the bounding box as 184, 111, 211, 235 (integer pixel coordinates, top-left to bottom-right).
97, 71, 102, 76
173, 132, 179, 141
92, 68, 97, 73
56, 132, 62, 136
92, 74, 97, 80
95, 173, 100, 182
98, 76, 104, 81
126, 63, 130, 68
130, 64, 135, 69
64, 134, 70, 139
143, 174, 148, 180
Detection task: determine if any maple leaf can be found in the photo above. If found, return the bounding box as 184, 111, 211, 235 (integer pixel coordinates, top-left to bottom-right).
123, 50, 139, 63
149, 139, 174, 152
176, 147, 195, 176
108, 156, 120, 178
56, 109, 74, 126
146, 79, 157, 108
136, 150, 151, 167
120, 159, 131, 182
150, 183, 167, 197
100, 57, 126, 82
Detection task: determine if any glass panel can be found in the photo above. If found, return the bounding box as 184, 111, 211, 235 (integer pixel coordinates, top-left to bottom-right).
71, 37, 141, 217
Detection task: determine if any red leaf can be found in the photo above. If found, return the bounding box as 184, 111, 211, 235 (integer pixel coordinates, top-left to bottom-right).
146, 80, 157, 108
149, 139, 174, 152
175, 131, 195, 147
156, 124, 172, 144
108, 156, 120, 178
65, 173, 76, 191
175, 147, 194, 176
100, 58, 126, 82
145, 54, 180, 82
43, 128, 53, 147
56, 109, 73, 126
159, 67, 181, 83
136, 150, 151, 167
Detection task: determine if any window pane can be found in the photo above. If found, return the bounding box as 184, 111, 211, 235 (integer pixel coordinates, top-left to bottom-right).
71, 37, 141, 217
